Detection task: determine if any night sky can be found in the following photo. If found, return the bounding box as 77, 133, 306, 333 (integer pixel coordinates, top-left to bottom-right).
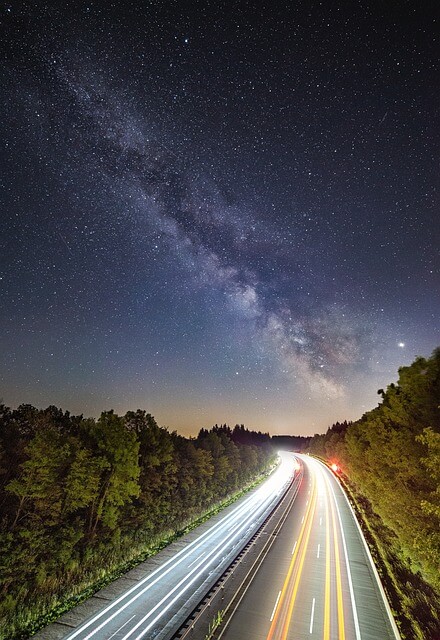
1, 1, 438, 436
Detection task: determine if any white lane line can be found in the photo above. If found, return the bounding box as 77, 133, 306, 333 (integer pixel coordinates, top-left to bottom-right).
65, 461, 293, 640
66, 458, 294, 640
80, 488, 276, 640
188, 551, 205, 568
121, 481, 291, 640
325, 464, 401, 640
292, 540, 297, 555
320, 463, 362, 640
306, 499, 309, 505
301, 515, 304, 524
270, 590, 282, 622
309, 597, 316, 633
108, 616, 136, 640
319, 517, 322, 526
317, 543, 320, 559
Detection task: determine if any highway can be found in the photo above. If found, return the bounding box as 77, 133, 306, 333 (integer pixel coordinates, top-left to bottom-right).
54, 453, 296, 640
218, 454, 400, 640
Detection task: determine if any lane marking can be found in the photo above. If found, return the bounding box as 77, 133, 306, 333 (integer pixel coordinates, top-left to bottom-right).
301, 515, 305, 524
266, 478, 317, 640
188, 551, 205, 568
328, 468, 400, 639
317, 543, 320, 559
94, 477, 286, 640
65, 458, 295, 640
324, 482, 331, 640
320, 517, 322, 526
66, 492, 260, 639
280, 486, 318, 639
123, 487, 283, 640
309, 598, 316, 634
306, 499, 309, 505
328, 475, 346, 640
291, 540, 297, 555
121, 455, 303, 640
270, 591, 282, 622
108, 616, 136, 640
216, 462, 304, 640
321, 464, 362, 640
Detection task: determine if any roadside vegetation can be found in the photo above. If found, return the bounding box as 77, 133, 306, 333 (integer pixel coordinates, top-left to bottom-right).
2, 350, 438, 639
0, 409, 274, 640
307, 348, 440, 639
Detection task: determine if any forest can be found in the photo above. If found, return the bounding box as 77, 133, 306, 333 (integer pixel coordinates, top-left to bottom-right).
0, 409, 274, 639
308, 348, 440, 638
1, 350, 439, 639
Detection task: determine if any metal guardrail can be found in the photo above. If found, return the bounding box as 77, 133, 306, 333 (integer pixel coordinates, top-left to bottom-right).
172, 465, 304, 640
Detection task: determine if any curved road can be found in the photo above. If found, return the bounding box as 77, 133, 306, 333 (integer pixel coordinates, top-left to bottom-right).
50, 453, 295, 640
218, 454, 400, 640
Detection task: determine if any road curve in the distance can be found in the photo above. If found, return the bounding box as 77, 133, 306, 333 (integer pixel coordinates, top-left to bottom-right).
218, 454, 401, 640
45, 452, 297, 640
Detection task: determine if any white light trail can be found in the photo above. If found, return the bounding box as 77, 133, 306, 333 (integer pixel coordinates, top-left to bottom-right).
65, 452, 296, 640
270, 591, 282, 622
309, 597, 316, 633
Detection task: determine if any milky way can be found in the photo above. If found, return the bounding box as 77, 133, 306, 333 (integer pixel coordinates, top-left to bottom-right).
1, 2, 438, 434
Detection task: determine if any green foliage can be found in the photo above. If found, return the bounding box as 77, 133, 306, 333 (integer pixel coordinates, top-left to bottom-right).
307, 348, 440, 638
205, 609, 225, 639
6, 427, 68, 527
417, 427, 440, 519
0, 405, 274, 639
87, 411, 140, 532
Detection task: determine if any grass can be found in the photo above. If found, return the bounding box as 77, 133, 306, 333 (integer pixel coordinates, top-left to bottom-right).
326, 463, 440, 640
5, 460, 279, 640
205, 610, 225, 639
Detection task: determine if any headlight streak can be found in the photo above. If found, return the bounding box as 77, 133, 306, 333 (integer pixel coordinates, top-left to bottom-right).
324, 469, 331, 640
265, 472, 318, 640
316, 459, 362, 640
279, 479, 317, 639
121, 457, 293, 640
200, 453, 400, 640
312, 457, 357, 640
319, 457, 401, 639
328, 472, 346, 639
65, 453, 295, 640
266, 455, 349, 640
308, 457, 346, 640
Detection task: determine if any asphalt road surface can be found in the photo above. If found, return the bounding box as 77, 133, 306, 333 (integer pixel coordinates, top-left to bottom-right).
218, 454, 400, 640
57, 453, 296, 640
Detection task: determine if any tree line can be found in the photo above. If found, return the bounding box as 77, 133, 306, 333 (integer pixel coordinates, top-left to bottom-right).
0, 408, 275, 638
307, 348, 440, 637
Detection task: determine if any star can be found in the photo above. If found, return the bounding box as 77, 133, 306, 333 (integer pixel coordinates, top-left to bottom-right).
1, 0, 437, 437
